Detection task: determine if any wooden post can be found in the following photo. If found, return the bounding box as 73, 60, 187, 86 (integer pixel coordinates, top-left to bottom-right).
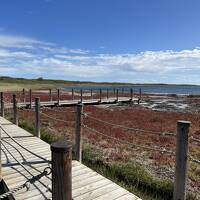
0, 92, 4, 117
51, 140, 72, 200
116, 89, 119, 101
49, 89, 52, 101
99, 88, 102, 102
75, 104, 82, 162
35, 98, 40, 138
57, 89, 60, 106
114, 88, 116, 96
130, 88, 133, 101
0, 127, 1, 181
80, 89, 83, 103
107, 89, 109, 99
13, 94, 18, 125
29, 89, 32, 109
72, 89, 74, 100
22, 88, 25, 103
139, 88, 142, 100
174, 120, 190, 200
91, 89, 93, 99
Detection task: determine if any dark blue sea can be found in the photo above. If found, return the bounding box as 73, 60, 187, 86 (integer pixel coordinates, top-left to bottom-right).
63, 85, 200, 95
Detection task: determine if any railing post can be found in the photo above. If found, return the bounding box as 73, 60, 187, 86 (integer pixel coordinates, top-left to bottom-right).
35, 97, 40, 138
80, 89, 83, 103
0, 127, 1, 181
0, 92, 4, 117
57, 89, 60, 106
91, 89, 93, 99
130, 88, 133, 101
75, 104, 83, 162
174, 120, 190, 200
72, 89, 74, 100
49, 89, 52, 101
114, 88, 116, 96
22, 88, 25, 103
51, 140, 72, 200
99, 88, 102, 102
107, 88, 109, 99
29, 89, 32, 109
122, 88, 124, 96
13, 94, 18, 125
116, 89, 119, 101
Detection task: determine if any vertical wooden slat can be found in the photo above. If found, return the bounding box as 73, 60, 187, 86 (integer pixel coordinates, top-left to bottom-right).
35, 97, 40, 138
29, 89, 32, 109
13, 94, 18, 126
0, 92, 4, 117
99, 88, 102, 102
75, 104, 83, 162
174, 120, 190, 200
130, 88, 133, 101
51, 140, 72, 200
72, 88, 74, 100
49, 89, 52, 101
57, 89, 60, 106
116, 89, 119, 101
22, 88, 25, 103
80, 89, 83, 103
91, 89, 93, 99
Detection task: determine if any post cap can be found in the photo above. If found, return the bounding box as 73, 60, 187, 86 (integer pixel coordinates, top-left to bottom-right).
177, 120, 191, 126
51, 140, 72, 153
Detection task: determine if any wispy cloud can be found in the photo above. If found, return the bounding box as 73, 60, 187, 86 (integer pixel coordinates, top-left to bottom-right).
0, 34, 200, 84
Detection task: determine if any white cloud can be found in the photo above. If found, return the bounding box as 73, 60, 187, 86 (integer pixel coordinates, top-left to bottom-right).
0, 34, 200, 83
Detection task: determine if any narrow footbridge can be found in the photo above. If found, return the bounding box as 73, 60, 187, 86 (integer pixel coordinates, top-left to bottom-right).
0, 117, 141, 200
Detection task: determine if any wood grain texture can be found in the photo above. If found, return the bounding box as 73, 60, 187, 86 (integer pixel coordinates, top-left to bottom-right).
0, 117, 141, 200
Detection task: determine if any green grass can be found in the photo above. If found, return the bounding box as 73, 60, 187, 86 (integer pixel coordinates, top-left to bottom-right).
19, 120, 57, 143
18, 121, 197, 200
0, 76, 136, 91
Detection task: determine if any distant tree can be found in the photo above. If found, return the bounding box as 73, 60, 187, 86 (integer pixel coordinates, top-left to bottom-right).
37, 77, 44, 81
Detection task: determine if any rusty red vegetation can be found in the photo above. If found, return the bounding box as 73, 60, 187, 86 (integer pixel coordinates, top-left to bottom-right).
3, 91, 200, 191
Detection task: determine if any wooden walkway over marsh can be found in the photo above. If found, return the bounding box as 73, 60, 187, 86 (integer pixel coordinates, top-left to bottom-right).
0, 117, 141, 200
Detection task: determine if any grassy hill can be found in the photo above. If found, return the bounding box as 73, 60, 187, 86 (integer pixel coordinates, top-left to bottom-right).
0, 76, 135, 91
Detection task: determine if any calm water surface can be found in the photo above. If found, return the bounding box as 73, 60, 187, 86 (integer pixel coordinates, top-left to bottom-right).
63, 85, 200, 95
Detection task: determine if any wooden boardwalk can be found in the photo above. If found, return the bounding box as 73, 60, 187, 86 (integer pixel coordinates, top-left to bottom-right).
5, 97, 137, 109
0, 117, 141, 200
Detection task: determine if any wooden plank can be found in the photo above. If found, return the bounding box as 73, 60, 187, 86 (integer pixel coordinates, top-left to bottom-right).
0, 117, 141, 200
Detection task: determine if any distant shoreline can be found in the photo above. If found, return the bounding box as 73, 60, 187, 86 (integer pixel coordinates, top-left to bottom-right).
0, 76, 199, 87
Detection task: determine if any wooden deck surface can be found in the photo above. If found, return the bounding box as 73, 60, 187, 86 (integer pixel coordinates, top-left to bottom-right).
0, 117, 141, 200
5, 97, 137, 108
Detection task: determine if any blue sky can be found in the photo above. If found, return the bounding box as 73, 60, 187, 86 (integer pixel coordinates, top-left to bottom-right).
0, 0, 200, 84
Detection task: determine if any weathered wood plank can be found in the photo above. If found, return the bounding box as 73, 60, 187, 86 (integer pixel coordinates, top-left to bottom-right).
0, 117, 141, 200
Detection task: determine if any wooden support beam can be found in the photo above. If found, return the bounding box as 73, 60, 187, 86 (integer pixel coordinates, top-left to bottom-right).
116, 89, 119, 101
72, 89, 74, 100
91, 89, 93, 99
0, 92, 4, 117
75, 104, 83, 162
13, 94, 18, 126
57, 89, 60, 106
29, 89, 32, 109
80, 89, 83, 103
51, 140, 72, 200
99, 88, 102, 102
130, 88, 133, 101
35, 97, 40, 138
174, 120, 190, 200
22, 88, 25, 103
49, 89, 52, 101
